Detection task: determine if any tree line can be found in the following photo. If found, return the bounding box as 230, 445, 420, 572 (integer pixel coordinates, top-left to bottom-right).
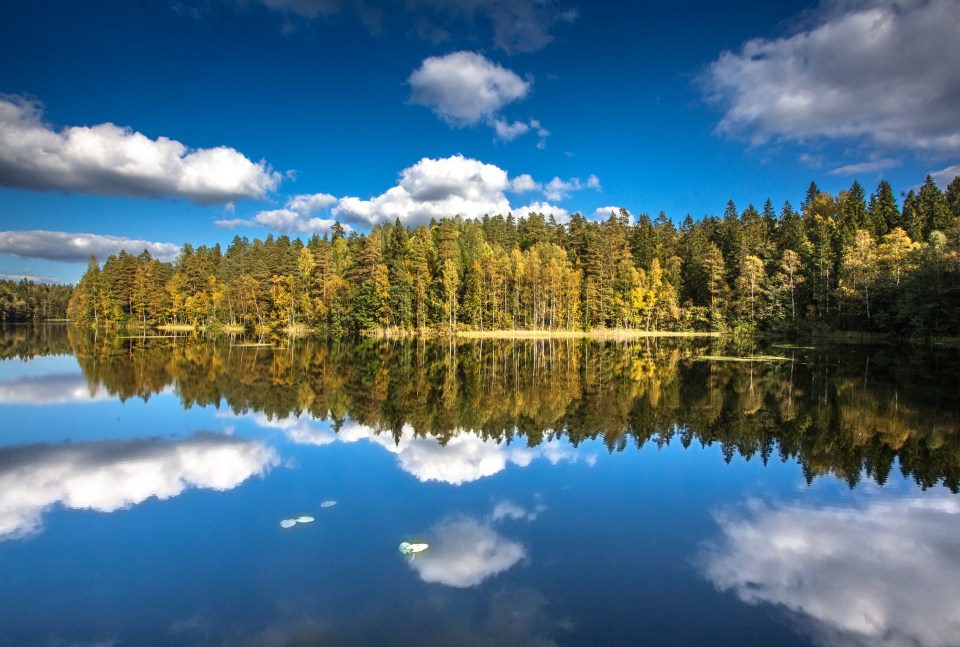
0, 279, 73, 323
66, 174, 960, 338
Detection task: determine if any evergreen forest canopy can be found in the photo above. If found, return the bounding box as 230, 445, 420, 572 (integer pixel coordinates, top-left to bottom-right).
61, 330, 960, 492
65, 175, 960, 337
0, 279, 72, 323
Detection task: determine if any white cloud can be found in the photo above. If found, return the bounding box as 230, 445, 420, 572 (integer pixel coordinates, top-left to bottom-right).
409, 51, 529, 127
702, 495, 960, 647
0, 230, 181, 263
287, 192, 337, 213
0, 433, 278, 540
514, 201, 570, 223
228, 192, 342, 234
245, 156, 602, 230
543, 174, 601, 201
333, 154, 512, 228
930, 164, 960, 189
703, 0, 960, 157
0, 373, 110, 405
509, 173, 541, 193
253, 209, 338, 234
828, 158, 900, 176
0, 96, 281, 203
407, 515, 525, 588
212, 218, 252, 230
494, 119, 531, 141
243, 411, 585, 485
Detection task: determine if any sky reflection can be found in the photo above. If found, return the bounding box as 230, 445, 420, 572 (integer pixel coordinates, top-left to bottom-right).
0, 372, 110, 405
243, 412, 594, 485
408, 503, 535, 588
0, 433, 278, 539
702, 495, 960, 647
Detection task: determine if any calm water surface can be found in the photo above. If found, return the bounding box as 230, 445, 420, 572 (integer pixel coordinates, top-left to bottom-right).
1, 325, 958, 647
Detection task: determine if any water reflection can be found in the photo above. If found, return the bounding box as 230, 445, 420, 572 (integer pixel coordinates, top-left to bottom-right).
0, 372, 109, 404
2, 328, 957, 646
409, 511, 527, 588
58, 330, 960, 491
0, 433, 277, 539
243, 412, 591, 484
702, 496, 960, 647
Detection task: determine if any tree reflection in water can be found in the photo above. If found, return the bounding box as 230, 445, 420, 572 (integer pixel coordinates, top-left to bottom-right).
60, 327, 960, 492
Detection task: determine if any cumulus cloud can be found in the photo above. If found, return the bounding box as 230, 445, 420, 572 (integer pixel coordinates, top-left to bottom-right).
408, 52, 548, 146
241, 156, 601, 230
0, 230, 181, 263
407, 515, 526, 588
0, 433, 278, 539
333, 154, 512, 228
409, 51, 529, 126
0, 96, 281, 203
702, 0, 960, 157
828, 158, 900, 176
702, 496, 960, 647
0, 373, 109, 405
243, 412, 586, 485
510, 173, 541, 193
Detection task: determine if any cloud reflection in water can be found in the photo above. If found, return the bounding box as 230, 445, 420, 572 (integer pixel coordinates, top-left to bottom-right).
0, 372, 110, 405
702, 496, 960, 647
0, 433, 278, 539
246, 412, 589, 485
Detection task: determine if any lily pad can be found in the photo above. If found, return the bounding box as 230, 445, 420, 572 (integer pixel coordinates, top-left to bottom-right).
399, 541, 429, 555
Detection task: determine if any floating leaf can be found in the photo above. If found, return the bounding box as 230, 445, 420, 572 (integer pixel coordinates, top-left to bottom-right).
296, 516, 315, 524
320, 500, 337, 508
280, 519, 297, 529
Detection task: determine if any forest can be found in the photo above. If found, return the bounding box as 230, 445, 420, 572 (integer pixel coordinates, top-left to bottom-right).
65, 174, 960, 338
0, 279, 72, 323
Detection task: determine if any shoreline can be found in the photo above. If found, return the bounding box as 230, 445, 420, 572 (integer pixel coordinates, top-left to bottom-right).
453, 329, 722, 340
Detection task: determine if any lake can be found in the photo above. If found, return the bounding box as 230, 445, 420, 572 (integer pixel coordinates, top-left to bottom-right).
1, 325, 958, 647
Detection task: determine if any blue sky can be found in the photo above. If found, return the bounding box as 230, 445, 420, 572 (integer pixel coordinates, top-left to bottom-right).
1, 0, 958, 283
